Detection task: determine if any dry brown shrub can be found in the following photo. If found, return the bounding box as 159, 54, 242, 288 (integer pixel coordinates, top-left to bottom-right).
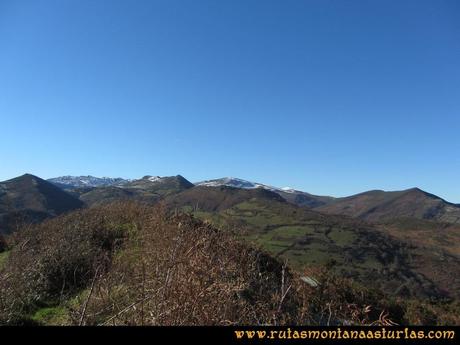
0, 202, 146, 323
0, 202, 305, 325
292, 266, 405, 326
0, 201, 411, 325
75, 204, 302, 325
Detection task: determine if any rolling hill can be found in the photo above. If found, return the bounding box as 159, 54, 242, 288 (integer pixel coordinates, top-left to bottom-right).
165, 185, 285, 212
165, 185, 460, 300
315, 188, 460, 224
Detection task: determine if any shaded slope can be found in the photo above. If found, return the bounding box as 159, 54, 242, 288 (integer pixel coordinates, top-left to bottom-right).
0, 174, 83, 234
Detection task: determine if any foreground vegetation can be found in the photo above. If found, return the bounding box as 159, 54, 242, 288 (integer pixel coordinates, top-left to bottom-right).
0, 202, 459, 325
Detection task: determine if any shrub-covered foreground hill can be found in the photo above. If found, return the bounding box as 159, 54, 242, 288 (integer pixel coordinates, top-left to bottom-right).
1, 202, 459, 325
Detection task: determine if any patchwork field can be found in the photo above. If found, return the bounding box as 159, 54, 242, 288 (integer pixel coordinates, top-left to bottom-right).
171, 195, 456, 300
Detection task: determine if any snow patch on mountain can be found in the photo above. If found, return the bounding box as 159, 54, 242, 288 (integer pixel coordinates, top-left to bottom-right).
147, 176, 161, 182
48, 176, 130, 188
196, 177, 299, 194
281, 187, 297, 193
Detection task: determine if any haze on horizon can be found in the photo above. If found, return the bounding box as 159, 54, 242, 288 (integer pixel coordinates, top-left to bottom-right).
0, 0, 459, 202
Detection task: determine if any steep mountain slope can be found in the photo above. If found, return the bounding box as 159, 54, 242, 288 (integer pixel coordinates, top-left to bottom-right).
48, 175, 129, 189
0, 174, 83, 234
196, 177, 334, 208
315, 188, 460, 224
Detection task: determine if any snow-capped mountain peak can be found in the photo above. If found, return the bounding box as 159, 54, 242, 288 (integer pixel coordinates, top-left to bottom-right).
48, 176, 130, 188
197, 177, 260, 189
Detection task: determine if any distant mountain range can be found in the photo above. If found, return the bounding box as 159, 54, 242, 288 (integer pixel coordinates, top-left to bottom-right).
195, 177, 460, 223
1, 173, 459, 235
76, 175, 193, 207
1, 172, 460, 300
48, 175, 129, 188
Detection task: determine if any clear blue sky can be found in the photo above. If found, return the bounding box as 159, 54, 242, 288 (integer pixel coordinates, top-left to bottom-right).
1, 0, 459, 202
